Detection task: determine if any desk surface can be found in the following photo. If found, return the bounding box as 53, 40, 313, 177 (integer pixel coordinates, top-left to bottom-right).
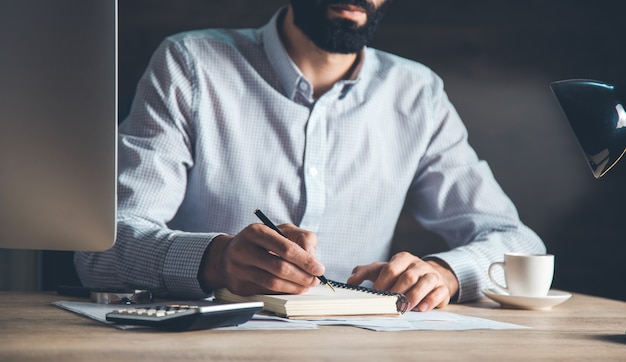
1, 291, 624, 361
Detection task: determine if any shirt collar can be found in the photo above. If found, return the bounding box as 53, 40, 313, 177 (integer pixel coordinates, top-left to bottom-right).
261, 7, 371, 101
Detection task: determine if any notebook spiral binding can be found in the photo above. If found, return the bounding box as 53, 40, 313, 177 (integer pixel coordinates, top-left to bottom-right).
327, 280, 410, 314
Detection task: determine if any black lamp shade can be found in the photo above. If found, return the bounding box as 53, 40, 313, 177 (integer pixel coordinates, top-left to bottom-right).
551, 79, 626, 178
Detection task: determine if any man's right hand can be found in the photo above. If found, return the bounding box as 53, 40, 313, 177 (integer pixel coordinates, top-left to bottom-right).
198, 223, 325, 296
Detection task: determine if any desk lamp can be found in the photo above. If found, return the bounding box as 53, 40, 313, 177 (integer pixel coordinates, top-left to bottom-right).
551, 79, 626, 334
550, 79, 626, 178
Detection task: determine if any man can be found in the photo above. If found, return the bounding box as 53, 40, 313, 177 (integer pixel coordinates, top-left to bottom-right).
76, 0, 545, 312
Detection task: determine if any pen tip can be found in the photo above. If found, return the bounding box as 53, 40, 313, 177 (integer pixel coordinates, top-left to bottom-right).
320, 277, 335, 292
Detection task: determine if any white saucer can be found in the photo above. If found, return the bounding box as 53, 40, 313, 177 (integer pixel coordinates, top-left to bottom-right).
482, 288, 572, 310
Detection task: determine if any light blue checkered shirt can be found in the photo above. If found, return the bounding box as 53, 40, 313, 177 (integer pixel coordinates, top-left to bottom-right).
76, 9, 545, 302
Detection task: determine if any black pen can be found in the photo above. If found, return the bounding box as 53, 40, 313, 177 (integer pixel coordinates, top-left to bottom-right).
254, 209, 335, 292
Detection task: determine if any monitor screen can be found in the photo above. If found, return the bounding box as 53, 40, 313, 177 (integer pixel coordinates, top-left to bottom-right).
0, 0, 117, 251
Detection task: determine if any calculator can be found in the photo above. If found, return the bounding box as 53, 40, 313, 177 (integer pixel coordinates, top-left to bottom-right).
105, 302, 263, 331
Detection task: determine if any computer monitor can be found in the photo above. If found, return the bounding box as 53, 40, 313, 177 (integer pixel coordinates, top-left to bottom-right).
0, 0, 117, 251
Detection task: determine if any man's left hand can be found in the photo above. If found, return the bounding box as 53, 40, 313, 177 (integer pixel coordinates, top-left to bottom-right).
346, 252, 459, 312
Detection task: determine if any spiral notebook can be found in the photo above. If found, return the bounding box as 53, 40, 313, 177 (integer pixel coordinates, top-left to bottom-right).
214, 280, 409, 318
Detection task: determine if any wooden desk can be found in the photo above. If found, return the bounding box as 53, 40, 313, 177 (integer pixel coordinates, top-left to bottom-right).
0, 292, 624, 361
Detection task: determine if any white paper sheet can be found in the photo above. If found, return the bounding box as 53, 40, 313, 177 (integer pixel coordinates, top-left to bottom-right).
53, 301, 527, 332
302, 310, 528, 331
52, 300, 318, 330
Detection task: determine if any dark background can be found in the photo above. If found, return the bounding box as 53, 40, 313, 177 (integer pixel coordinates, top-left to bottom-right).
46, 0, 626, 301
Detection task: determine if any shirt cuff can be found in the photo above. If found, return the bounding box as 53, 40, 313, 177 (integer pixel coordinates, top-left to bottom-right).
162, 232, 222, 299
425, 248, 484, 303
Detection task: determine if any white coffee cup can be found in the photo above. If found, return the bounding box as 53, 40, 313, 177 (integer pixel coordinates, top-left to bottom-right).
488, 253, 554, 297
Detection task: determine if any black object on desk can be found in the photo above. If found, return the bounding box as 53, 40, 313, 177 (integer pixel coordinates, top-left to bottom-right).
105, 302, 263, 331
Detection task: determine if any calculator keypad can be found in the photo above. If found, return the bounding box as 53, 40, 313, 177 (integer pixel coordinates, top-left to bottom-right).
111, 304, 198, 318
105, 302, 263, 331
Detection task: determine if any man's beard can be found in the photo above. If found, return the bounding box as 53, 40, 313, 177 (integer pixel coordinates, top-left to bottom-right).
290, 0, 391, 54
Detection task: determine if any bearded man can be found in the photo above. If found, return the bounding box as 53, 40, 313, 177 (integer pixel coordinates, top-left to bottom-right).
76, 1, 545, 311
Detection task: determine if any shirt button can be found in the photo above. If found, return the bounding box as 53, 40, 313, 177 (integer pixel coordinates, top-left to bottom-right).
309, 167, 319, 177
299, 81, 308, 91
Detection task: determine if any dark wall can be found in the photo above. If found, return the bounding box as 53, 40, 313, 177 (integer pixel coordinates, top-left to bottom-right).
117, 0, 626, 301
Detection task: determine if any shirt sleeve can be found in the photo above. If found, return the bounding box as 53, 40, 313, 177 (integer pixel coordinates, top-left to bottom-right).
406, 75, 546, 302
75, 38, 216, 299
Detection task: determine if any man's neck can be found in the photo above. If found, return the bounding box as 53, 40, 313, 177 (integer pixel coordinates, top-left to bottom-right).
279, 7, 360, 99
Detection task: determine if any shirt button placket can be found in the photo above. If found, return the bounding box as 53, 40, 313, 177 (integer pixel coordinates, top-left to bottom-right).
299, 102, 327, 232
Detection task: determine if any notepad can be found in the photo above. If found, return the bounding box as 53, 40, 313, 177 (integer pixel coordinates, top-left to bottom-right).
214, 281, 409, 318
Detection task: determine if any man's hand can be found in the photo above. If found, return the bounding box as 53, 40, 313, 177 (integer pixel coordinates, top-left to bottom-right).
198, 223, 325, 296
346, 252, 459, 312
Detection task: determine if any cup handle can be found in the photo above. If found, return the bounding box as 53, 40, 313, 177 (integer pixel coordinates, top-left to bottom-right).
488, 262, 509, 294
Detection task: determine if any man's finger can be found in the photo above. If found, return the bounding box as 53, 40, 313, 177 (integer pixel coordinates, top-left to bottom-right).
251, 223, 326, 279
416, 285, 451, 312
371, 252, 418, 291
280, 224, 318, 254
347, 262, 384, 285
401, 271, 440, 310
